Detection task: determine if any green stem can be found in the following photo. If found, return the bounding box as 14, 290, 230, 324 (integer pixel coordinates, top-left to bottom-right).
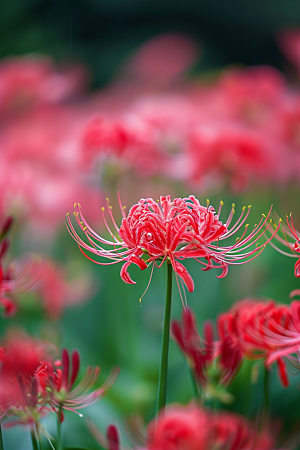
36, 426, 45, 450
57, 408, 63, 450
260, 366, 270, 431
189, 368, 200, 399
156, 262, 173, 413
0, 423, 4, 450
30, 428, 40, 450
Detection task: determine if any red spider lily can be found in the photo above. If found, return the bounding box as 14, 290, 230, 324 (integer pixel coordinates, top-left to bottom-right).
89, 407, 277, 450
67, 195, 280, 294
171, 307, 242, 388
146, 403, 275, 450
171, 308, 214, 387
0, 254, 49, 318
0, 332, 54, 426
270, 213, 300, 277
217, 299, 300, 386
36, 348, 120, 418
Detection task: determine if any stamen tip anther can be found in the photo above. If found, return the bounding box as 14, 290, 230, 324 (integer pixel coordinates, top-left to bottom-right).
102, 207, 105, 212
248, 205, 252, 208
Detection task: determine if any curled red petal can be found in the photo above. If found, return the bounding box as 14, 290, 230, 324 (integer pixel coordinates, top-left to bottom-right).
277, 357, 289, 387
174, 261, 194, 292
216, 263, 229, 279
289, 289, 300, 299
294, 259, 300, 278
129, 255, 147, 270
120, 261, 136, 284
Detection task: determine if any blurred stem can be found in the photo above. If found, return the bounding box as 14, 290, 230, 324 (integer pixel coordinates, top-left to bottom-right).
189, 368, 200, 399
37, 426, 45, 450
260, 366, 270, 431
30, 427, 40, 450
57, 407, 63, 450
156, 262, 173, 413
0, 423, 4, 450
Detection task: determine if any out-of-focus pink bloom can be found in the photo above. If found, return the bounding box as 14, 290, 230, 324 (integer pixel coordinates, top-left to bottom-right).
146, 404, 275, 450
171, 307, 242, 388
0, 331, 53, 382
0, 331, 54, 426
187, 126, 278, 191
209, 409, 274, 450
31, 259, 93, 319
147, 404, 210, 450
0, 254, 47, 317
0, 55, 87, 116
217, 299, 300, 386
67, 195, 279, 293
218, 66, 285, 124
89, 405, 280, 450
171, 308, 214, 386
36, 348, 119, 419
125, 33, 199, 82
278, 29, 300, 70
270, 213, 300, 277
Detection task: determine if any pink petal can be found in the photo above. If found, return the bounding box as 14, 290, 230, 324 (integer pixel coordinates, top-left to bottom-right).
174, 261, 194, 292
120, 261, 136, 284
277, 358, 289, 387
216, 263, 229, 279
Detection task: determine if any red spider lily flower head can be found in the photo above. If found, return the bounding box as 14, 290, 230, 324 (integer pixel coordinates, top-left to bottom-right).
67, 195, 280, 295
147, 403, 210, 450
217, 299, 300, 387
0, 331, 54, 426
0, 254, 50, 318
171, 307, 214, 387
146, 403, 275, 450
0, 330, 54, 382
209, 409, 275, 450
270, 213, 300, 277
39, 348, 120, 419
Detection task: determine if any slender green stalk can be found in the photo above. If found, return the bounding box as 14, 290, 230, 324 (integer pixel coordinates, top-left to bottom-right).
36, 426, 45, 450
0, 423, 4, 450
30, 428, 40, 450
260, 366, 270, 431
156, 262, 173, 413
189, 368, 200, 399
57, 408, 63, 450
